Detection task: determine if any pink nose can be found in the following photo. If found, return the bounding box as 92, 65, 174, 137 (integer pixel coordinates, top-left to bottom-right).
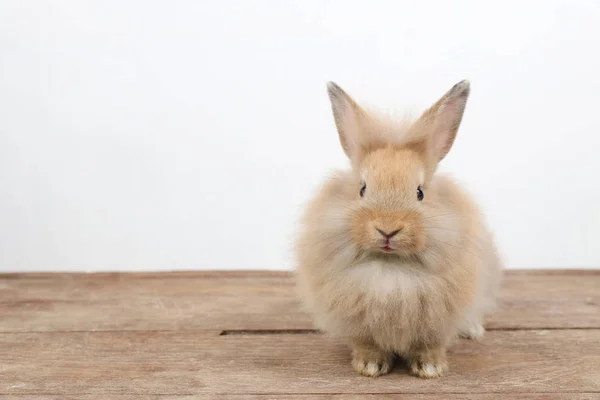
376, 228, 401, 239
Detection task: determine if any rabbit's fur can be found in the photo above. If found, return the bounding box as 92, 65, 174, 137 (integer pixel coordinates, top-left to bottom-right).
295, 80, 503, 378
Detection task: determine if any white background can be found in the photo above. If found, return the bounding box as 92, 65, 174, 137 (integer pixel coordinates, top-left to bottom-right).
1, 0, 599, 272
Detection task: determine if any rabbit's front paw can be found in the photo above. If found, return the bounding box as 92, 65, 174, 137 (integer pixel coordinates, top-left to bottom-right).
351, 345, 393, 377
409, 347, 448, 379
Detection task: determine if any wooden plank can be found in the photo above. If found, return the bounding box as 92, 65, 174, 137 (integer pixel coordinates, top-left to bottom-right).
490, 270, 600, 329
0, 272, 305, 332
0, 330, 599, 396
0, 395, 597, 400
0, 271, 598, 332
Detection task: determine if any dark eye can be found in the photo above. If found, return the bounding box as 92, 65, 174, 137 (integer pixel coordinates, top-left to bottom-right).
417, 185, 424, 201
359, 182, 366, 197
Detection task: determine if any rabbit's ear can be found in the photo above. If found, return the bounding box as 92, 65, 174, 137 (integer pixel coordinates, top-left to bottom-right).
414, 80, 470, 162
327, 82, 368, 159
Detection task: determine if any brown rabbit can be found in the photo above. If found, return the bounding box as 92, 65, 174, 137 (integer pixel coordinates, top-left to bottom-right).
295, 80, 503, 378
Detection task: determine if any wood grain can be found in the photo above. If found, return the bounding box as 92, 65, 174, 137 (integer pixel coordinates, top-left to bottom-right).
0, 395, 598, 400
1, 330, 599, 396
0, 271, 598, 332
212, 396, 600, 400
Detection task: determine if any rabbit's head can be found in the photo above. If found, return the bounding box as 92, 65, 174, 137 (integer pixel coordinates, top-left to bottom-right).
326, 80, 470, 256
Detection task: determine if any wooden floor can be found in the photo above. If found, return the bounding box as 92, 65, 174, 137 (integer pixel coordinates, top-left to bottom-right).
0, 270, 599, 399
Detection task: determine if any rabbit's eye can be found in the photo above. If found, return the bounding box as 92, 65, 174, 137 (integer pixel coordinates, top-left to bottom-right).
359, 183, 366, 197
417, 185, 424, 201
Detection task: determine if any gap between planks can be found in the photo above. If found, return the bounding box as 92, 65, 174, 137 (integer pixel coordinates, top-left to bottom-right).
1, 394, 599, 399
219, 326, 600, 335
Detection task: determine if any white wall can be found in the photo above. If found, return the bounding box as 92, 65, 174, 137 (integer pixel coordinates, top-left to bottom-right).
1, 0, 599, 272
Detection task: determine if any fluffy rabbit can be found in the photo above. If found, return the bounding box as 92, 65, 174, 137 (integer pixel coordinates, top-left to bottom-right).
295, 80, 503, 379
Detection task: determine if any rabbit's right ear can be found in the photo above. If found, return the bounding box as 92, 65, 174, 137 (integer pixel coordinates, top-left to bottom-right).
327, 82, 366, 159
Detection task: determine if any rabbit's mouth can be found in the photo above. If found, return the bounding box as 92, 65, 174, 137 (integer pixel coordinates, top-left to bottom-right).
380, 245, 394, 252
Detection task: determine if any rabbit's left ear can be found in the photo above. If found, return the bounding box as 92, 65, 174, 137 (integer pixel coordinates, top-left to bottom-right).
414, 80, 470, 162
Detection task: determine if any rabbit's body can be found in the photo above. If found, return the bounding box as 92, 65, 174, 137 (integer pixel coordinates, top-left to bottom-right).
297, 172, 501, 349
295, 81, 503, 378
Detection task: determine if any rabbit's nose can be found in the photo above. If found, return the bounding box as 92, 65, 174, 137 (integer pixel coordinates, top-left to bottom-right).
376, 228, 402, 239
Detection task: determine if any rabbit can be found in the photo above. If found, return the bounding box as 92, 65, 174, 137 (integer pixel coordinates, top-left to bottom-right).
294, 79, 503, 379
